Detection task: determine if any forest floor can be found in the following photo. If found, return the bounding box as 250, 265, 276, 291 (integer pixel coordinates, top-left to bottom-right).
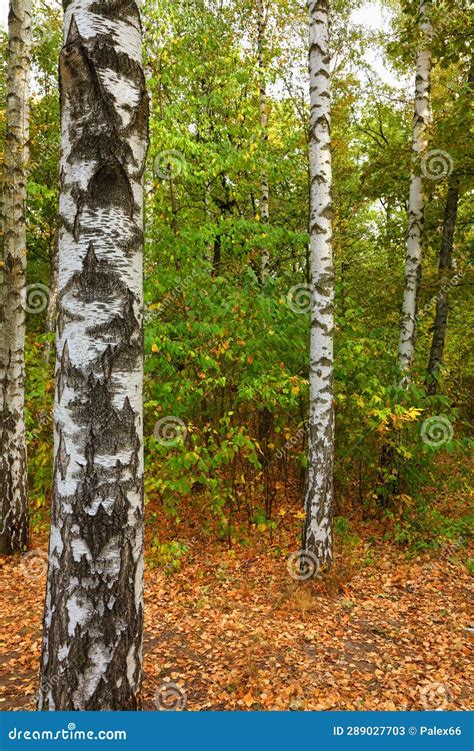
0, 473, 472, 712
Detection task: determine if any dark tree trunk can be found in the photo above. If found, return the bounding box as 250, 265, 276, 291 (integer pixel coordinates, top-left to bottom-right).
425, 173, 460, 394
376, 439, 400, 509
212, 233, 221, 277
256, 0, 270, 282
168, 170, 179, 237
44, 230, 59, 364
38, 0, 148, 710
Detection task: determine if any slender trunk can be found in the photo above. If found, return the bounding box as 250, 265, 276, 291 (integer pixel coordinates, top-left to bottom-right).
425, 172, 460, 394
302, 0, 334, 569
0, 0, 31, 555
257, 404, 273, 515
255, 3, 273, 493
168, 170, 179, 236
256, 0, 270, 282
376, 439, 400, 508
204, 182, 214, 267
212, 233, 221, 277
384, 199, 393, 262
157, 71, 179, 241
38, 1, 148, 710
44, 230, 59, 364
397, 0, 432, 387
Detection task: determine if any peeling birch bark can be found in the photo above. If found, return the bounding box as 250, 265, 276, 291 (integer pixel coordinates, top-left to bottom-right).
302, 0, 334, 569
0, 0, 31, 555
38, 0, 148, 710
397, 0, 432, 387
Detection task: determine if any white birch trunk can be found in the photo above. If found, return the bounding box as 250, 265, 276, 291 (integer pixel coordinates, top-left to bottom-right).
38, 0, 148, 710
302, 0, 334, 568
397, 0, 432, 387
0, 0, 31, 555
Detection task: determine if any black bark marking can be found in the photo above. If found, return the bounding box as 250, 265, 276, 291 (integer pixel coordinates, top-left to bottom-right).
57, 428, 71, 481
88, 159, 135, 218
89, 0, 141, 24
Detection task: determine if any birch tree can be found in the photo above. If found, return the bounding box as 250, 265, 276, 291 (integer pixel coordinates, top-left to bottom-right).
38, 0, 148, 710
302, 0, 334, 569
0, 0, 31, 555
397, 0, 432, 386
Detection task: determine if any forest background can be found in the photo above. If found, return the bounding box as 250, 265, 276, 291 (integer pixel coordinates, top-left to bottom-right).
0, 0, 472, 712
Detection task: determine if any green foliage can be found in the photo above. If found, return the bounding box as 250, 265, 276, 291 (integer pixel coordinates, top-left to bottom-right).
334, 516, 360, 548
149, 538, 190, 573
4, 0, 471, 553
24, 334, 54, 532
393, 504, 473, 557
